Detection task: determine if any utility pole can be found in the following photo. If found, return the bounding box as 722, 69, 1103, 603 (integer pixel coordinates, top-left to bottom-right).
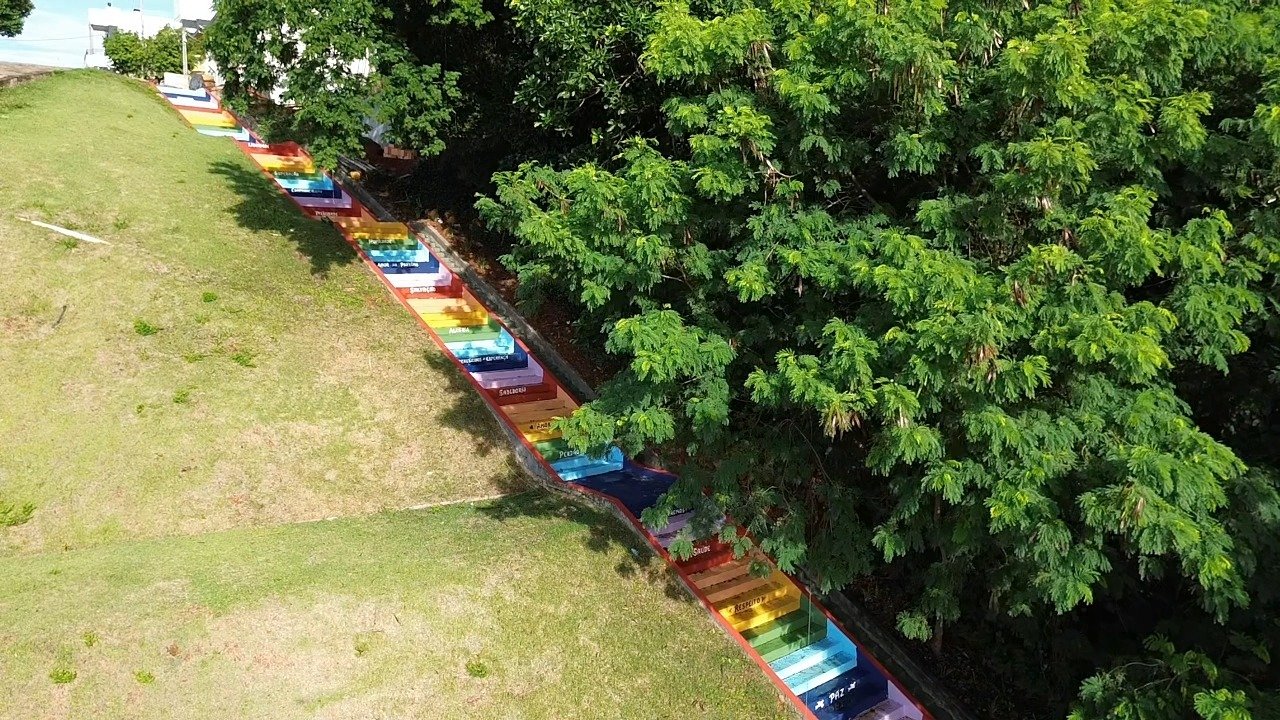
181, 27, 189, 75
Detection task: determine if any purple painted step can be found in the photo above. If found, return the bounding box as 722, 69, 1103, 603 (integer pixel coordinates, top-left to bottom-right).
472, 356, 545, 389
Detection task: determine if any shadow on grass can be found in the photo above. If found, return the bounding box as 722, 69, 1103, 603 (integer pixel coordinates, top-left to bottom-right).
477, 482, 695, 603
203, 153, 693, 603
206, 159, 358, 277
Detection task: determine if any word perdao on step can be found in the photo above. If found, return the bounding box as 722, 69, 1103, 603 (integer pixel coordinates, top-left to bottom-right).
153, 79, 931, 720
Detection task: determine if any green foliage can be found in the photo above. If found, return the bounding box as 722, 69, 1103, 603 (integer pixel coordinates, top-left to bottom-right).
0, 498, 34, 527
103, 28, 205, 80
206, 0, 471, 167
0, 0, 32, 37
478, 0, 1280, 715
133, 670, 155, 685
465, 659, 489, 678
132, 319, 159, 336
48, 667, 75, 685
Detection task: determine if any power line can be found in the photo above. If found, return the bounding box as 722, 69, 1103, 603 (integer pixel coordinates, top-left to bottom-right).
0, 35, 93, 43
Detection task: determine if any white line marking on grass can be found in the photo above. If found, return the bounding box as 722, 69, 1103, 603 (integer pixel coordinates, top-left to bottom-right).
18, 218, 110, 245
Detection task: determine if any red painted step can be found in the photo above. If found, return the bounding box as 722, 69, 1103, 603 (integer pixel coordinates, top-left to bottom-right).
487, 379, 561, 406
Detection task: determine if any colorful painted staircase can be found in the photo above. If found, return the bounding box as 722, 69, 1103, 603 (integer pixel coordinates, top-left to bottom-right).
156, 81, 928, 720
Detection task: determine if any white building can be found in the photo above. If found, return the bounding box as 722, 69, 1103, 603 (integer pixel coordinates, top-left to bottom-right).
85, 1, 214, 71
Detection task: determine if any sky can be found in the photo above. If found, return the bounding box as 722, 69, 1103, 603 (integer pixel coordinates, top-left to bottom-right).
0, 1, 169, 68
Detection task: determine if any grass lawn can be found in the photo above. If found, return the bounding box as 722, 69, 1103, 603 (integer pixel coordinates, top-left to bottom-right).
0, 70, 521, 555
0, 71, 794, 719
0, 496, 791, 719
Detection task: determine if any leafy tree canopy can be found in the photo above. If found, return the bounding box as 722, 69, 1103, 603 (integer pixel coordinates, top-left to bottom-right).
0, 0, 33, 38
103, 27, 206, 80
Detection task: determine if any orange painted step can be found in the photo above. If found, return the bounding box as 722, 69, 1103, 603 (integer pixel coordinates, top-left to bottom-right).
501, 389, 577, 424
407, 293, 479, 315
703, 568, 777, 605
690, 554, 758, 590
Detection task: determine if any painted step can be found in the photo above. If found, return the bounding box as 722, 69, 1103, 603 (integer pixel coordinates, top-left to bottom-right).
408, 294, 480, 316
251, 153, 315, 173
293, 192, 354, 209
360, 238, 419, 253
446, 331, 516, 360
260, 142, 308, 157
437, 319, 503, 343
472, 357, 545, 389
853, 699, 905, 720
422, 309, 489, 329
654, 511, 721, 548
489, 379, 560, 405
366, 246, 433, 262
677, 538, 738, 575
157, 86, 212, 99
337, 219, 412, 239
462, 348, 529, 373
721, 584, 802, 633
745, 601, 828, 660
549, 446, 622, 471
196, 126, 252, 141
535, 438, 579, 461
385, 270, 454, 290
273, 174, 335, 193
165, 94, 220, 110
555, 453, 627, 481
179, 108, 238, 127
512, 411, 564, 436
802, 663, 890, 720
398, 277, 465, 300
287, 184, 343, 199
756, 621, 830, 663
704, 566, 778, 606
691, 555, 755, 590
773, 623, 858, 694
522, 426, 563, 443
375, 257, 441, 274
501, 390, 576, 423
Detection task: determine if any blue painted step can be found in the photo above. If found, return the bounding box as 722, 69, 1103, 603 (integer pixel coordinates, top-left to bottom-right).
551, 447, 625, 481
461, 348, 529, 373
447, 331, 517, 360
375, 257, 441, 275
273, 174, 335, 193
575, 463, 676, 514
366, 246, 433, 262
801, 662, 889, 720
772, 621, 858, 693
287, 184, 343, 199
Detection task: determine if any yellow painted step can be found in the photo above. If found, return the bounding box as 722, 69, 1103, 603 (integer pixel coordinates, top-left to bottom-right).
713, 571, 794, 616
523, 427, 563, 443
335, 219, 412, 239
421, 310, 489, 329
179, 108, 236, 127
722, 586, 803, 633
250, 154, 315, 174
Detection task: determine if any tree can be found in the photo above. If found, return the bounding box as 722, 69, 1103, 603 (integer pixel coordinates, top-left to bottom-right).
0, 0, 32, 38
205, 0, 486, 167
479, 0, 1280, 715
103, 28, 205, 80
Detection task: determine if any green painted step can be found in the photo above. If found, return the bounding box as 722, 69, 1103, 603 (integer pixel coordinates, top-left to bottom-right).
535, 438, 580, 462
437, 320, 504, 343
743, 598, 824, 648
754, 616, 829, 662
